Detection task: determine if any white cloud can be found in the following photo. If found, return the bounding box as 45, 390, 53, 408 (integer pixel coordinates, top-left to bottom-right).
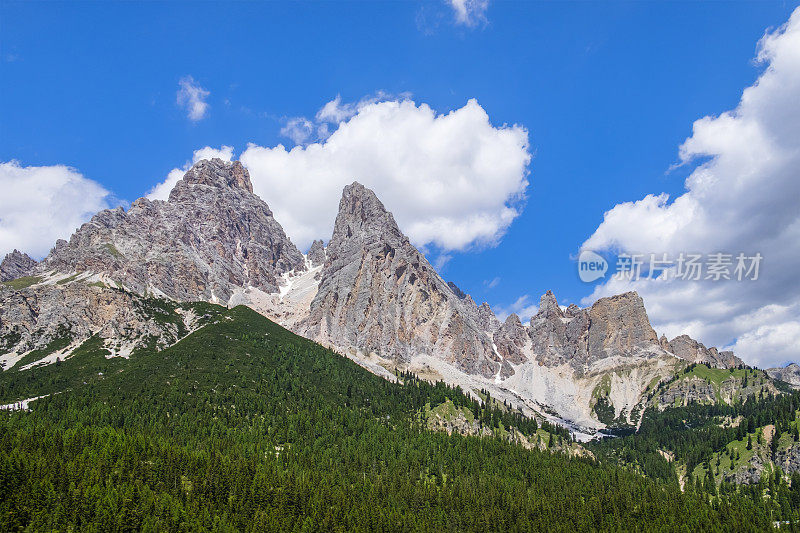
240, 97, 530, 251
484, 276, 501, 289
0, 161, 113, 259
581, 8, 800, 368
280, 118, 314, 145
448, 0, 489, 27
280, 92, 405, 146
494, 294, 538, 323
315, 95, 358, 123
176, 76, 210, 122
147, 145, 234, 201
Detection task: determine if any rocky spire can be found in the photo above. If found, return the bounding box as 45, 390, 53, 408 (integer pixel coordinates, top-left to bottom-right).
477, 302, 501, 334
304, 182, 500, 378
494, 313, 529, 364
534, 290, 564, 321
307, 239, 326, 267
0, 250, 37, 282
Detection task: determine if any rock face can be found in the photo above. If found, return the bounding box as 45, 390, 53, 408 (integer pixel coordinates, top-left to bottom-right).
307, 239, 326, 267
0, 284, 213, 370
476, 302, 501, 334
776, 443, 800, 475
302, 182, 500, 377
766, 363, 800, 387
0, 250, 37, 282
37, 159, 305, 303
666, 334, 744, 369
724, 453, 768, 485
526, 290, 662, 376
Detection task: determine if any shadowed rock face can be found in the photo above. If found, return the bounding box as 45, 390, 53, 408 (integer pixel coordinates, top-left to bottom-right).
303, 182, 500, 378
0, 250, 37, 282
37, 159, 305, 303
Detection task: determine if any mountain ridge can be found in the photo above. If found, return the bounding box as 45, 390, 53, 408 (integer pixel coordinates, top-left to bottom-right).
0, 158, 784, 433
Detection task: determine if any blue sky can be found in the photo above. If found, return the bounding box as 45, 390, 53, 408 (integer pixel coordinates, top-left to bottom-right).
2, 1, 799, 365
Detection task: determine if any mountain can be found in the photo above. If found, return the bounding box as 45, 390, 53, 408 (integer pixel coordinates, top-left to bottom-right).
0, 161, 783, 434
0, 250, 36, 282
2, 157, 799, 528
0, 283, 220, 371
302, 182, 500, 379
36, 159, 305, 303
767, 363, 800, 388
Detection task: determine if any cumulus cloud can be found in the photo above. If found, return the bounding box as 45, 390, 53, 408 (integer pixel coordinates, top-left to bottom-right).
147, 145, 234, 201
0, 161, 114, 259
240, 97, 530, 252
177, 76, 210, 122
448, 0, 489, 27
280, 92, 406, 145
581, 8, 800, 368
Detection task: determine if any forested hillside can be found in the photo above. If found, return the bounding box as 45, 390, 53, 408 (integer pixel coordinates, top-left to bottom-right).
590, 381, 800, 524
0, 305, 788, 531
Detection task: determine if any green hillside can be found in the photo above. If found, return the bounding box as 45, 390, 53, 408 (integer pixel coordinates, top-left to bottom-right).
0, 305, 783, 531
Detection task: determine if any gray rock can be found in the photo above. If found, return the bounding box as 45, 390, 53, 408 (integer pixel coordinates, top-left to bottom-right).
302, 182, 500, 377
37, 159, 305, 303
308, 239, 326, 267
776, 442, 800, 475
0, 284, 203, 368
525, 291, 662, 375
766, 363, 800, 387
447, 281, 467, 300
476, 302, 501, 334
494, 313, 528, 365
0, 250, 37, 282
724, 453, 768, 485
667, 334, 744, 369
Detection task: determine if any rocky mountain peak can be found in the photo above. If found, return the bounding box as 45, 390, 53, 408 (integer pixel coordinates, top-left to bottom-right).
175, 158, 253, 195
766, 363, 800, 388
534, 290, 564, 321
329, 182, 405, 251
303, 182, 499, 377
37, 159, 304, 302
0, 249, 37, 281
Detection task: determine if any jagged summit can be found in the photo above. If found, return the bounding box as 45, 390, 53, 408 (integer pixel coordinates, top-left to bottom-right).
330, 181, 406, 248
176, 159, 254, 195
304, 182, 499, 377
35, 159, 304, 302
0, 249, 37, 282
534, 289, 563, 321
